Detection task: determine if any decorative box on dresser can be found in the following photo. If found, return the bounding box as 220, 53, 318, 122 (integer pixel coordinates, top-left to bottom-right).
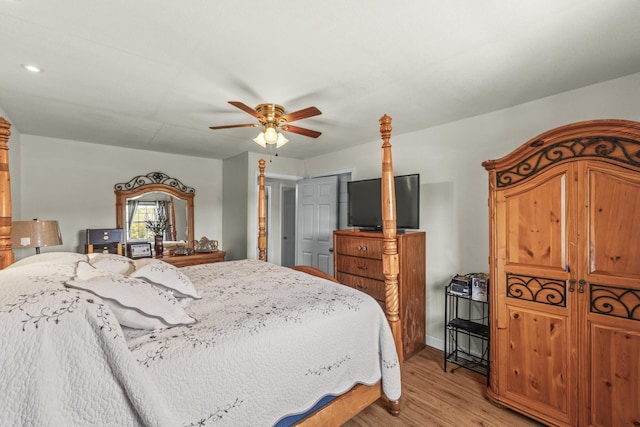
333, 229, 426, 360
159, 251, 226, 268
482, 120, 640, 427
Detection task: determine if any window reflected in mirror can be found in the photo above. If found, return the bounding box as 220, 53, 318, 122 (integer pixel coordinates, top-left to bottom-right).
115, 173, 195, 245
126, 192, 188, 241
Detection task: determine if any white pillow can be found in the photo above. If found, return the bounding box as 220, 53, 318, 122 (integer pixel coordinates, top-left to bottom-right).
76, 261, 113, 280
65, 273, 196, 330
9, 252, 89, 269
131, 258, 200, 299
87, 253, 135, 275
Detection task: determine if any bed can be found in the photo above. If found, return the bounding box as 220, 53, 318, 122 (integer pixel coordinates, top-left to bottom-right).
0, 114, 404, 426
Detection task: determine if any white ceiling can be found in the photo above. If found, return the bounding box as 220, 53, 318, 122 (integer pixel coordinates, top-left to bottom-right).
2, 0, 640, 160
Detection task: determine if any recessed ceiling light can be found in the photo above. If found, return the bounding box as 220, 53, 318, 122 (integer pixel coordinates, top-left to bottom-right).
21, 64, 42, 73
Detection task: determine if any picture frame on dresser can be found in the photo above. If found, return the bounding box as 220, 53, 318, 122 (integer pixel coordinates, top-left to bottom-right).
127, 242, 152, 259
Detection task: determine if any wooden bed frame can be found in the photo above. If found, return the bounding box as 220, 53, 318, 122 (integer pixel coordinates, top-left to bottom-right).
258, 115, 403, 425
0, 114, 403, 425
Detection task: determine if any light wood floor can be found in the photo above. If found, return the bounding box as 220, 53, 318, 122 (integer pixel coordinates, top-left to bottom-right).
344, 346, 544, 427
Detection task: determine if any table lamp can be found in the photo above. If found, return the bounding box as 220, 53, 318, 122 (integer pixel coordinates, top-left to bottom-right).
11, 219, 63, 254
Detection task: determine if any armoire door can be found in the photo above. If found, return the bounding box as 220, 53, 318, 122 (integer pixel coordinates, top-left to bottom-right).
580, 162, 640, 427
494, 164, 578, 426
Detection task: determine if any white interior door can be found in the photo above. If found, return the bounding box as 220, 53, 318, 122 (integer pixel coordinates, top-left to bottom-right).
296, 176, 338, 276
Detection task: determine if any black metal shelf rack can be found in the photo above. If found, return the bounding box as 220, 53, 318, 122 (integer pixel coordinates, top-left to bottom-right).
444, 283, 489, 377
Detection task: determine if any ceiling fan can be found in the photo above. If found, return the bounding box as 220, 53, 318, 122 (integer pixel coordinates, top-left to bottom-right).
209, 101, 322, 148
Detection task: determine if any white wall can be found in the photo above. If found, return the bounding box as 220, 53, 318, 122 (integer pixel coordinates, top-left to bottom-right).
222, 152, 249, 260
304, 71, 640, 350
15, 135, 223, 259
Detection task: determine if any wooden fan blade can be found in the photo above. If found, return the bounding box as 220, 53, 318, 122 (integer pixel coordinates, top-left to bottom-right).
228, 101, 263, 119
281, 106, 321, 123
281, 124, 322, 138
209, 123, 257, 130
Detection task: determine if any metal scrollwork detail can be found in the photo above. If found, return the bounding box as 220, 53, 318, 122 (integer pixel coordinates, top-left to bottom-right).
506, 274, 566, 307
497, 137, 640, 187
114, 172, 195, 193
590, 284, 640, 321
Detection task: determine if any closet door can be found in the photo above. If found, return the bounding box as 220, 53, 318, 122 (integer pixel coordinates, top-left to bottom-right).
494, 164, 577, 426
580, 162, 640, 427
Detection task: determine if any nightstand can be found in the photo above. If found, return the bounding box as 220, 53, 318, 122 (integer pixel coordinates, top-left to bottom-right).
159, 251, 226, 268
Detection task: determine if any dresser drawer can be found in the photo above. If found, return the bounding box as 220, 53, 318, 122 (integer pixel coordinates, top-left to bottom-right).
334, 236, 383, 259
335, 255, 384, 281
333, 229, 426, 361
86, 242, 123, 255
337, 272, 386, 302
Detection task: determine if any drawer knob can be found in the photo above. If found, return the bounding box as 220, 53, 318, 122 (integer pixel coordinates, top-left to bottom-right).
357, 266, 368, 270
356, 284, 368, 290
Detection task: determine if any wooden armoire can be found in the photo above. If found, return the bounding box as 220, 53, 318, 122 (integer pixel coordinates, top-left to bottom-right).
483, 120, 640, 427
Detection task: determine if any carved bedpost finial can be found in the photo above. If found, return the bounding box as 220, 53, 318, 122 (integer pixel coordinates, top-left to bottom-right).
258, 159, 267, 262
0, 117, 14, 269
379, 114, 392, 147
0, 117, 11, 143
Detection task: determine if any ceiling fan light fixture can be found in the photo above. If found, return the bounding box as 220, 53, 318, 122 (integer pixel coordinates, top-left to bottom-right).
276, 132, 289, 148
253, 131, 267, 148
213, 101, 321, 148
264, 125, 278, 144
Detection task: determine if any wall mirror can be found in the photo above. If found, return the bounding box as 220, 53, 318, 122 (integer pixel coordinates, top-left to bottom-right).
115, 172, 195, 244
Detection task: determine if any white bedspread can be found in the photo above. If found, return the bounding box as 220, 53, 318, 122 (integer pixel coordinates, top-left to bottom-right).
0, 255, 401, 426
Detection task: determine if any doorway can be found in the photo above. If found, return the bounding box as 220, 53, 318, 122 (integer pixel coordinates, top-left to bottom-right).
281, 186, 296, 267
269, 171, 352, 273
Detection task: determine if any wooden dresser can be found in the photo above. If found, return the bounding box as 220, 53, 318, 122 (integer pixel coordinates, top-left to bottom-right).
483, 120, 640, 427
333, 229, 425, 360
159, 251, 226, 268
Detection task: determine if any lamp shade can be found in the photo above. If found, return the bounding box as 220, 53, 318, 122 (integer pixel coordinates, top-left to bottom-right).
11, 220, 62, 253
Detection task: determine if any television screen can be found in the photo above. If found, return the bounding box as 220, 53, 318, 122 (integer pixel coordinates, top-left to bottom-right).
347, 174, 420, 230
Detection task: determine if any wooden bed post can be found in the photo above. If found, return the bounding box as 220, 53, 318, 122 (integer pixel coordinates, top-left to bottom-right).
273, 120, 404, 425
258, 158, 267, 261
379, 114, 402, 366
0, 118, 13, 269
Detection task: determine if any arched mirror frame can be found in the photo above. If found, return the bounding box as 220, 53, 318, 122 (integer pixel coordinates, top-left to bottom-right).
115, 173, 195, 245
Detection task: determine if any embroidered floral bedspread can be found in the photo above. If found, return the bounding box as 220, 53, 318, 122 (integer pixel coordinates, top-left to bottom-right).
0, 254, 179, 426
0, 256, 401, 426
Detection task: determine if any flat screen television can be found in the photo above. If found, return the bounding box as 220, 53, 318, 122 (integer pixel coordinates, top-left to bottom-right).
347, 174, 420, 230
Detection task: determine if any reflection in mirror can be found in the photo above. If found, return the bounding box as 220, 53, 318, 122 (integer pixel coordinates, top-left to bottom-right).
126, 191, 188, 241
115, 173, 195, 245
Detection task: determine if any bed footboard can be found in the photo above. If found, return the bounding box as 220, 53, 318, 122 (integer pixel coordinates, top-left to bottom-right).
291, 265, 340, 283
295, 382, 398, 426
